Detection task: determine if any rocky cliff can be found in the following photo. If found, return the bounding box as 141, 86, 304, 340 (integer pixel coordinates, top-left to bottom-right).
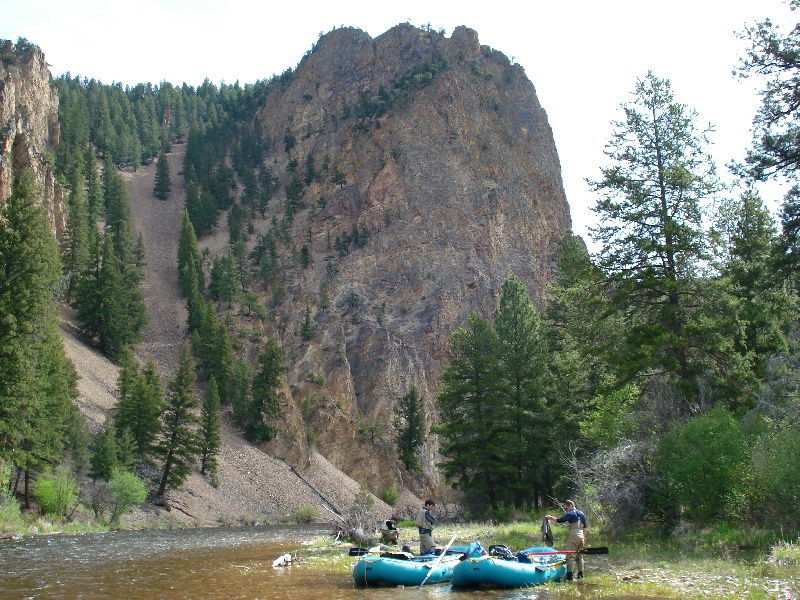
0, 39, 63, 237
242, 24, 571, 497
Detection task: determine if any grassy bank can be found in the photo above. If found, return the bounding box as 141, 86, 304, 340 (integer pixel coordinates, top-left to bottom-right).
297, 521, 800, 599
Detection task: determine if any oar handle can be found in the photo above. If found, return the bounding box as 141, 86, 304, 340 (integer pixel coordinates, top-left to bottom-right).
417, 531, 457, 589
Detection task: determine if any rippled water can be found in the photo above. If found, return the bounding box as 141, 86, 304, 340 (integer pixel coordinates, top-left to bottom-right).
0, 525, 655, 599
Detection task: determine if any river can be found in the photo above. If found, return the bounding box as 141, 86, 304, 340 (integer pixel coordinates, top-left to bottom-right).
0, 525, 656, 599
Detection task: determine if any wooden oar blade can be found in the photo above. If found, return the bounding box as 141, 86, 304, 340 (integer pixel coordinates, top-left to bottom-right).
579, 546, 609, 555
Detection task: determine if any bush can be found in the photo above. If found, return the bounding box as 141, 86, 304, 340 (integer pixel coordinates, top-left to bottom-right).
656, 407, 749, 523
749, 420, 800, 528
295, 505, 318, 523
34, 465, 79, 520
382, 486, 399, 505
107, 469, 147, 525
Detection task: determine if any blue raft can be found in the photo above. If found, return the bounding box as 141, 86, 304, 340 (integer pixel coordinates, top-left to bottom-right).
352, 548, 465, 587
450, 546, 567, 588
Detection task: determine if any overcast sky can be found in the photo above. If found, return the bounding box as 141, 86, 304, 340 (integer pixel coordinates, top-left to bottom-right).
2, 0, 797, 249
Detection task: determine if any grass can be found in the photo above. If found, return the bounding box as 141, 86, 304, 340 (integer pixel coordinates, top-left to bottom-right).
294, 522, 800, 599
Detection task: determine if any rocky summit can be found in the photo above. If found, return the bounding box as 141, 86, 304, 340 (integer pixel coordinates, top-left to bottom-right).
250, 24, 570, 495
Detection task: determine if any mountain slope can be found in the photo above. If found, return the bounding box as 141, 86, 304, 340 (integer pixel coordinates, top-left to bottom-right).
60, 146, 401, 525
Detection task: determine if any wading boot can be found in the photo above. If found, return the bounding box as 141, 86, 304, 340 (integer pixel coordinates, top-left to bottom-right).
577, 571, 584, 579
566, 571, 574, 581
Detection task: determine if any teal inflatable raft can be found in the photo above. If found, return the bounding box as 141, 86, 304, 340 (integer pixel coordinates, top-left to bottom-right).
352, 550, 464, 587
450, 546, 567, 588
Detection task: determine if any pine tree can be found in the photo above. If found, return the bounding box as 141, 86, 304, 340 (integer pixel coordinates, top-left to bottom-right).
177, 209, 204, 296
74, 235, 136, 358
62, 182, 90, 302
231, 357, 253, 413
393, 387, 425, 472
153, 149, 172, 200
300, 302, 314, 341
493, 275, 552, 509
435, 312, 508, 515
199, 376, 221, 484
156, 345, 200, 496
234, 339, 285, 443
89, 421, 120, 481
0, 171, 68, 469
85, 144, 103, 226
114, 352, 164, 457
587, 72, 721, 406
209, 254, 239, 307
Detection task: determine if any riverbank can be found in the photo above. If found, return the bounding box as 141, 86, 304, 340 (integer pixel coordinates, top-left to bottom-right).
295, 522, 800, 599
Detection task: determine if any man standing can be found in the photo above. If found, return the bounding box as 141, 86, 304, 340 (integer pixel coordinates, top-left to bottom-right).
545, 499, 587, 580
415, 499, 436, 553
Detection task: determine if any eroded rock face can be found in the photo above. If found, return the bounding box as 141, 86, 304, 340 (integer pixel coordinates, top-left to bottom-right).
253, 24, 571, 496
0, 39, 63, 237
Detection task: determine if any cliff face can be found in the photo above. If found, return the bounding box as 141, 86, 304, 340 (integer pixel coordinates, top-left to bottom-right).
0, 39, 63, 237
249, 25, 571, 496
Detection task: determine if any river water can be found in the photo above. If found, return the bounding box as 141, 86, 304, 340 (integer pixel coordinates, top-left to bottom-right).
0, 525, 655, 599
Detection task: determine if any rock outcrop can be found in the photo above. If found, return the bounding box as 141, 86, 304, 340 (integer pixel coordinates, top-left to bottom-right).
245, 24, 572, 497
0, 39, 63, 237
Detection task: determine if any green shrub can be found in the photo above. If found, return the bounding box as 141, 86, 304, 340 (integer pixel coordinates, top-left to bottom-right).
656, 407, 749, 523
34, 465, 79, 520
107, 468, 147, 525
749, 420, 800, 528
382, 486, 399, 505
296, 505, 318, 523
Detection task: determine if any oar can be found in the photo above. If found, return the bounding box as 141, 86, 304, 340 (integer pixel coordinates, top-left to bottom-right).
349, 545, 381, 556
525, 547, 609, 555
417, 532, 457, 589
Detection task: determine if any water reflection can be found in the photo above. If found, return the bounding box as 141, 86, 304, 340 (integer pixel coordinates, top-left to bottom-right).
0, 526, 655, 599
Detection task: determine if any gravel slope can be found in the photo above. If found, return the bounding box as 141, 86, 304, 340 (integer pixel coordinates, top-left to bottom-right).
60, 146, 394, 527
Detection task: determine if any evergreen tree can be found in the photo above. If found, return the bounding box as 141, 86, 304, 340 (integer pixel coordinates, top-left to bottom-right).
0, 171, 73, 474
435, 312, 508, 515
153, 149, 172, 200
62, 175, 90, 302
85, 144, 103, 226
114, 352, 164, 457
587, 72, 721, 407
156, 345, 200, 496
301, 302, 314, 341
178, 209, 204, 296
231, 357, 253, 414
74, 235, 144, 358
234, 339, 285, 443
209, 254, 238, 307
546, 232, 624, 448
184, 256, 208, 334
198, 305, 233, 401
493, 275, 553, 508
89, 421, 120, 481
199, 375, 221, 484
104, 166, 133, 263
393, 387, 425, 472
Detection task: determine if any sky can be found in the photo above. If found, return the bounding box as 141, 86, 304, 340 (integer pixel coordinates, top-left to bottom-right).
2, 0, 798, 249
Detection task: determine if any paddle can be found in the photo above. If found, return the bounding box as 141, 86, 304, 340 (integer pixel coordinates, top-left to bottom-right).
349, 545, 381, 556
525, 547, 609, 555
417, 532, 458, 589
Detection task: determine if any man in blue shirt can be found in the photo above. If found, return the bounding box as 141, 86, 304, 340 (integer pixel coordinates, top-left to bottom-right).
545, 499, 588, 580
